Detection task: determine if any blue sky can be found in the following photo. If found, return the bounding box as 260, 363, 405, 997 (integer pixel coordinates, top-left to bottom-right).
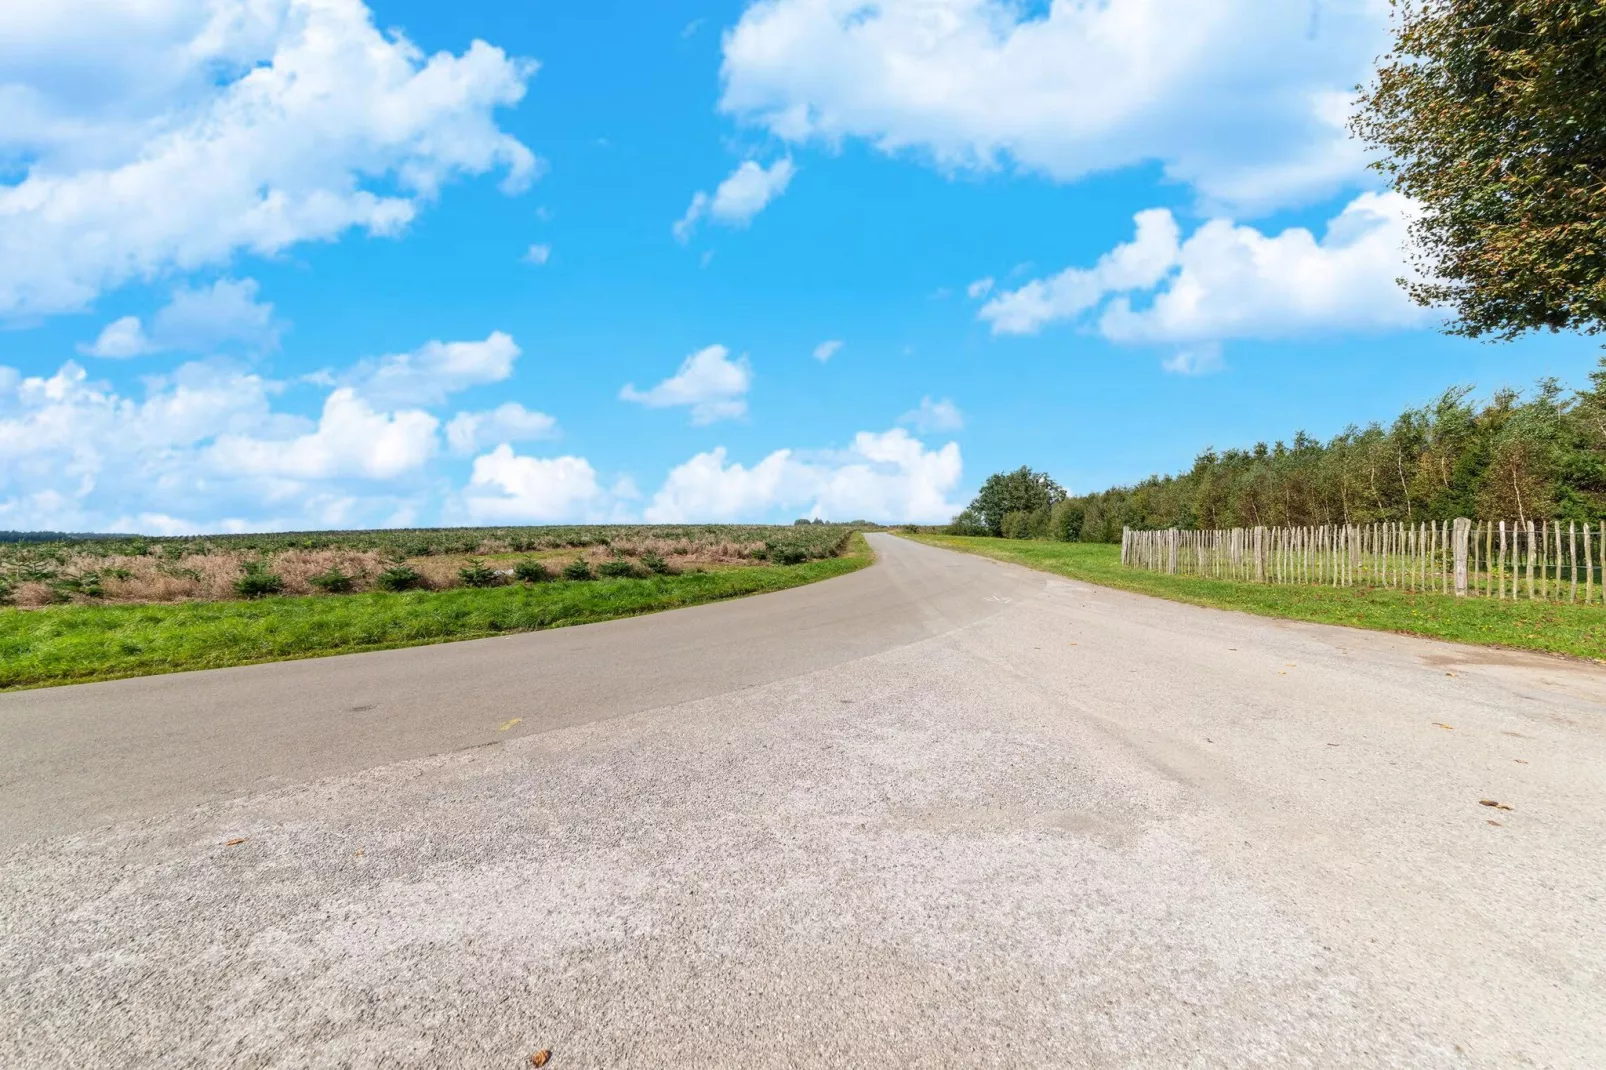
0, 0, 1594, 533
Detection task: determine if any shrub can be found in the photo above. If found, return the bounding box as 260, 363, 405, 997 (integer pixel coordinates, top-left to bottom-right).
376, 565, 424, 592
598, 558, 643, 579
234, 561, 285, 599
513, 558, 553, 583
309, 567, 357, 594
640, 552, 674, 575
945, 509, 990, 536
561, 557, 595, 581
1050, 500, 1085, 542
458, 559, 500, 588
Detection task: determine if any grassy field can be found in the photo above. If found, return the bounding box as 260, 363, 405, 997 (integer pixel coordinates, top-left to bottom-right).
908, 534, 1606, 662
0, 523, 860, 607
0, 536, 872, 691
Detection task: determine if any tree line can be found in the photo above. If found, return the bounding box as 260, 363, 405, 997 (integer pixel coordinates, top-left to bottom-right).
955, 360, 1606, 543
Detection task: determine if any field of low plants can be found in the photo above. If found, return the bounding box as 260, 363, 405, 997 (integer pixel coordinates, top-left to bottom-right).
0, 528, 873, 690
0, 523, 856, 608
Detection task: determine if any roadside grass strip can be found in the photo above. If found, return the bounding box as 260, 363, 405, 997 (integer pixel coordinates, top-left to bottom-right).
0, 537, 872, 691
908, 535, 1606, 662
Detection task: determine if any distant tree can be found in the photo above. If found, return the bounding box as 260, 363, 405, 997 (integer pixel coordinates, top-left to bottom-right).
1059, 359, 1606, 536
946, 508, 990, 536
962, 466, 1067, 536
1352, 0, 1606, 339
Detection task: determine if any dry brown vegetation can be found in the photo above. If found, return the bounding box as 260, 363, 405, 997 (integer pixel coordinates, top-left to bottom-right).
1, 524, 856, 607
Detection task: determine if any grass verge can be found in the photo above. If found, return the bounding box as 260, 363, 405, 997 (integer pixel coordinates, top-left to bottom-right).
0, 535, 873, 691
907, 534, 1606, 662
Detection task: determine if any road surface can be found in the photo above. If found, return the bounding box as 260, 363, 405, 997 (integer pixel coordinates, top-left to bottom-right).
3, 533, 1605, 1067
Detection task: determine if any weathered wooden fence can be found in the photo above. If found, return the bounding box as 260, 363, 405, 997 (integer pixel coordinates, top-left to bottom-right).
1121, 519, 1606, 602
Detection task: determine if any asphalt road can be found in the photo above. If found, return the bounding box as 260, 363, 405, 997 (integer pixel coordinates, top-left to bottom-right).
3, 533, 1605, 1068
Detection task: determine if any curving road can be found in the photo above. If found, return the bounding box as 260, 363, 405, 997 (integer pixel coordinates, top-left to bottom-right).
3, 533, 1605, 1067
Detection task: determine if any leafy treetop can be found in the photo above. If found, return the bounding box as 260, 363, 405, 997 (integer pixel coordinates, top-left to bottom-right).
1351, 0, 1606, 339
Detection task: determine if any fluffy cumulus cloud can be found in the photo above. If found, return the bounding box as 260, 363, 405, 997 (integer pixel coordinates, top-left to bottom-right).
458, 445, 630, 523
674, 158, 796, 241
720, 0, 1385, 212
0, 0, 538, 317
645, 428, 962, 523
341, 331, 521, 408
620, 344, 752, 424
445, 403, 558, 455
80, 278, 281, 358
979, 192, 1435, 344
899, 396, 964, 433
0, 327, 538, 531
209, 389, 439, 481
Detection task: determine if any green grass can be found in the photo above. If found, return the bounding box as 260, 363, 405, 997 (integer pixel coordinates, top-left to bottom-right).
907, 534, 1606, 662
0, 536, 873, 691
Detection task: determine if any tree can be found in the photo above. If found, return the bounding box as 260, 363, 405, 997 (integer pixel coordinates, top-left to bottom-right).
1351, 1, 1606, 339
961, 466, 1066, 536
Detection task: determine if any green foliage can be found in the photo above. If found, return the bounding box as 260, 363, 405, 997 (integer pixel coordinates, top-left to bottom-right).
561, 558, 596, 581
513, 558, 554, 583
233, 561, 285, 599
309, 568, 356, 594
1352, 0, 1606, 338
375, 565, 424, 592
457, 559, 501, 588
1064, 363, 1606, 540
963, 467, 1066, 536
597, 558, 644, 579
640, 552, 674, 575
946, 508, 991, 537
762, 526, 851, 564
1050, 500, 1085, 542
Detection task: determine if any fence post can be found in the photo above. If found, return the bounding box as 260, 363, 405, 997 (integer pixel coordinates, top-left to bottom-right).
1121, 527, 1130, 567
1453, 517, 1470, 597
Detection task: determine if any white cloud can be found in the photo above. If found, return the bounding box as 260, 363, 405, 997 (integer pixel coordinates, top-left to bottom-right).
645, 427, 962, 523
80, 277, 281, 358
1161, 345, 1226, 376
445, 402, 558, 455
80, 316, 156, 359
674, 158, 796, 241
966, 277, 994, 300
0, 0, 538, 317
979, 208, 1181, 335
0, 359, 296, 531
620, 344, 752, 424
524, 243, 551, 265
899, 396, 964, 433
1100, 193, 1434, 343
981, 192, 1433, 343
719, 0, 1383, 212
812, 339, 843, 362
342, 331, 521, 407
209, 388, 438, 481
459, 445, 626, 523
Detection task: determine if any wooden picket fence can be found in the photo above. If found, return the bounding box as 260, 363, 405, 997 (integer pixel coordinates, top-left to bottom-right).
1121, 519, 1606, 602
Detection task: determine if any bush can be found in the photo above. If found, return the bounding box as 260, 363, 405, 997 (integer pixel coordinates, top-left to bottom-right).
562, 557, 595, 581
946, 509, 990, 537
513, 558, 554, 583
1000, 510, 1033, 540
234, 561, 285, 599
640, 552, 674, 575
309, 567, 356, 594
1050, 500, 1085, 542
376, 565, 424, 592
458, 559, 500, 588
598, 558, 644, 579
